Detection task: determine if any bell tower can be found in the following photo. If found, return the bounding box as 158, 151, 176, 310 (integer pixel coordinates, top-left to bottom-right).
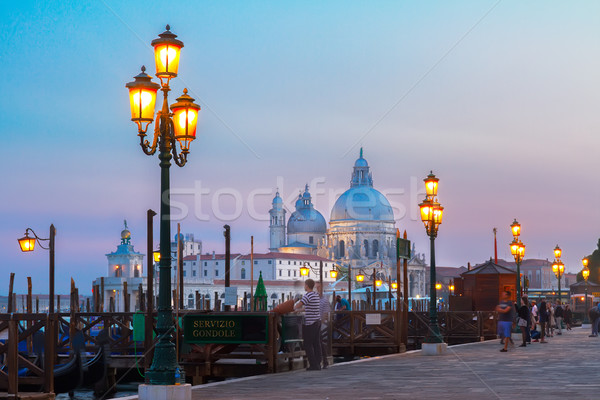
269, 191, 286, 251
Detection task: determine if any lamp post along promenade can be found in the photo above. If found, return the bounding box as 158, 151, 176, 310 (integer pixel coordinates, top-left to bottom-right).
126, 25, 201, 388
509, 219, 525, 308
551, 245, 565, 303
418, 172, 445, 353
582, 258, 590, 325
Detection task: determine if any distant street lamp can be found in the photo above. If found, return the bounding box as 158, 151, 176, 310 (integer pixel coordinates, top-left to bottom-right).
356, 273, 365, 282
125, 25, 201, 386
551, 245, 565, 303
298, 262, 324, 294
509, 219, 525, 308
418, 171, 444, 344
18, 225, 56, 313
582, 258, 590, 325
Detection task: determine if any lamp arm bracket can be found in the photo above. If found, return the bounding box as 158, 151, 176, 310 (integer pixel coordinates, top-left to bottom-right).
169, 119, 188, 167
25, 228, 51, 250
139, 115, 161, 155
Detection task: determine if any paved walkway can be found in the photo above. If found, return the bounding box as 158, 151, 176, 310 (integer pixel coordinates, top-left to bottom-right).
189, 327, 600, 400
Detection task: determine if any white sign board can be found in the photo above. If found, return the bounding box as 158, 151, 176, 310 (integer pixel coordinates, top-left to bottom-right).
366, 313, 381, 325
224, 287, 238, 306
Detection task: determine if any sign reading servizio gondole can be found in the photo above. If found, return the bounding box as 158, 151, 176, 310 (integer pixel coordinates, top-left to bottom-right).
183, 315, 269, 344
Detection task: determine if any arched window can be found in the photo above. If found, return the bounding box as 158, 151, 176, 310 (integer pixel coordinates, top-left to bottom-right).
115, 265, 122, 277
241, 268, 246, 279
372, 240, 379, 258
339, 240, 345, 258
134, 266, 140, 278
188, 294, 194, 308
364, 240, 369, 258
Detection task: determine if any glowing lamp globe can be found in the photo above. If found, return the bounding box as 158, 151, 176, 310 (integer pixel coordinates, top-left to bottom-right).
375, 280, 383, 287
356, 274, 365, 282
419, 199, 433, 222
170, 89, 200, 153
424, 172, 439, 198
432, 202, 444, 225
517, 243, 525, 259
300, 266, 309, 277
330, 269, 338, 279
582, 258, 589, 268
153, 251, 161, 263
510, 240, 520, 256
449, 285, 455, 291
125, 66, 160, 132
554, 245, 562, 259
510, 219, 521, 238
18, 233, 35, 252
151, 25, 184, 82
582, 266, 590, 281
391, 282, 398, 290
552, 262, 559, 275
435, 283, 442, 290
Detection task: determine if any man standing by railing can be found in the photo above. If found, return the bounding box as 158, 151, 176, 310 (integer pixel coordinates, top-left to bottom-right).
295, 279, 322, 370
317, 283, 331, 369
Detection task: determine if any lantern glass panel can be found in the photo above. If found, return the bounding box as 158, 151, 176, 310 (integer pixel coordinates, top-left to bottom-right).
128, 87, 158, 123
154, 44, 181, 79
18, 236, 35, 252
511, 221, 521, 237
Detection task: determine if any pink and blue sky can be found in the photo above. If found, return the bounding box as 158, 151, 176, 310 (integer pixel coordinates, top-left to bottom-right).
2, 1, 599, 294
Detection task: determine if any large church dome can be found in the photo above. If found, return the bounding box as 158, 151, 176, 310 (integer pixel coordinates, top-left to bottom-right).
330, 149, 395, 222
288, 185, 327, 234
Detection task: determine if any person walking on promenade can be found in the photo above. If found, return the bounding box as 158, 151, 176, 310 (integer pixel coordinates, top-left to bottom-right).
589, 302, 600, 337
517, 296, 530, 347
295, 279, 322, 370
539, 298, 548, 343
317, 283, 331, 369
547, 303, 555, 337
496, 291, 514, 352
531, 300, 539, 342
554, 301, 563, 335
564, 304, 572, 330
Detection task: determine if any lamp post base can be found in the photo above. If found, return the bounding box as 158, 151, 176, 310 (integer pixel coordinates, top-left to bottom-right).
139, 384, 191, 400
421, 342, 447, 356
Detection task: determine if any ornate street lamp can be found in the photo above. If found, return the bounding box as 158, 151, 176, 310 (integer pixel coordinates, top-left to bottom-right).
508, 219, 525, 308
18, 226, 56, 313
418, 171, 444, 344
356, 273, 365, 282
125, 25, 200, 386
582, 259, 590, 324
551, 245, 565, 303
330, 268, 339, 279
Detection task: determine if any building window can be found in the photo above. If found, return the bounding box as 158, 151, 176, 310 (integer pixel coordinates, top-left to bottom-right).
294, 270, 297, 277
204, 262, 207, 266
134, 266, 140, 278
364, 240, 369, 257
279, 270, 282, 277
241, 268, 246, 279
188, 294, 194, 308
242, 261, 245, 265
254, 261, 258, 265
279, 261, 282, 264
309, 236, 314, 244
325, 272, 328, 278
288, 270, 291, 277
216, 261, 219, 265
215, 270, 219, 277
373, 240, 379, 257
268, 260, 272, 264
339, 240, 345, 258
115, 265, 122, 278
183, 271, 187, 277
193, 270, 197, 277
294, 261, 296, 265
288, 261, 290, 265
204, 270, 207, 277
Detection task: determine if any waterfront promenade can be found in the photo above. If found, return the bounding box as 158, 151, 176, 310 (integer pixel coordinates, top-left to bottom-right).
119, 327, 599, 400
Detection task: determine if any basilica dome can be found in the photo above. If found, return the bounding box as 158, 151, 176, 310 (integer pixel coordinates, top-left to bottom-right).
330, 149, 394, 222
330, 187, 394, 221
288, 185, 327, 234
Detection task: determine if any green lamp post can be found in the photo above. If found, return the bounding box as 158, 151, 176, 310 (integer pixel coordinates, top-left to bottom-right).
125, 25, 201, 385
551, 245, 564, 303
418, 172, 444, 344
509, 219, 525, 308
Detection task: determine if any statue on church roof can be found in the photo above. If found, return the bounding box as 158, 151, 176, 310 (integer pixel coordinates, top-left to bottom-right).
121, 219, 131, 245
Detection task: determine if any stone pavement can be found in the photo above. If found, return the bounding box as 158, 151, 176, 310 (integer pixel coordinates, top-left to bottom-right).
190, 327, 600, 400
